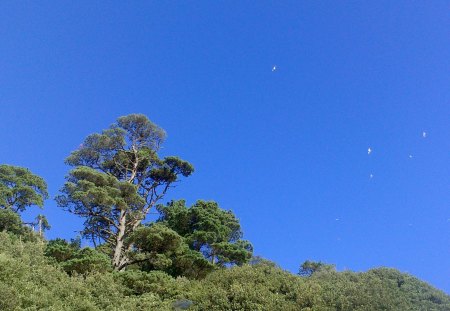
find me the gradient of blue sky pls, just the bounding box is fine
[1,1,449,293]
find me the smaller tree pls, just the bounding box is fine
[34,214,51,237]
[0,165,48,213]
[299,260,336,277]
[157,200,253,266]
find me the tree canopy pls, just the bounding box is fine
[157,200,253,266]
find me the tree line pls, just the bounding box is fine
[1,114,449,310]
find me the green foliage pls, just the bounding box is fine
[213,240,254,266]
[128,223,214,278]
[186,263,450,311]
[168,247,214,279]
[60,247,112,275]
[45,238,112,275]
[0,231,449,310]
[116,269,187,298]
[45,238,80,262]
[158,200,253,266]
[0,232,171,310]
[187,263,301,311]
[0,208,23,234]
[0,164,48,212]
[128,223,185,270]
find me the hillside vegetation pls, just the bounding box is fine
[1,232,449,311]
[1,114,449,310]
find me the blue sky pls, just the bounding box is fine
[1,2,449,292]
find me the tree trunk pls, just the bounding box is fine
[38,218,42,237]
[112,210,127,270]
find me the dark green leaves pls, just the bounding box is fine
[128,224,185,271]
[149,157,194,184]
[0,209,24,234]
[157,200,253,266]
[213,240,253,265]
[130,224,185,256]
[128,223,214,278]
[163,157,194,177]
[65,127,126,168]
[45,238,112,275]
[59,166,144,211]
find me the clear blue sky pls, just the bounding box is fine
[1,1,449,293]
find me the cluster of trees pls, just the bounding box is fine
[1,114,449,310]
[1,114,253,278]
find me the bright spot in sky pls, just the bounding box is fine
[409,155,413,159]
[368,147,372,155]
[272,65,277,72]
[369,174,374,178]
[422,131,427,138]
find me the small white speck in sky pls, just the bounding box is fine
[272,65,277,72]
[335,218,339,221]
[422,131,427,138]
[368,147,372,155]
[369,174,374,178]
[409,155,413,159]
